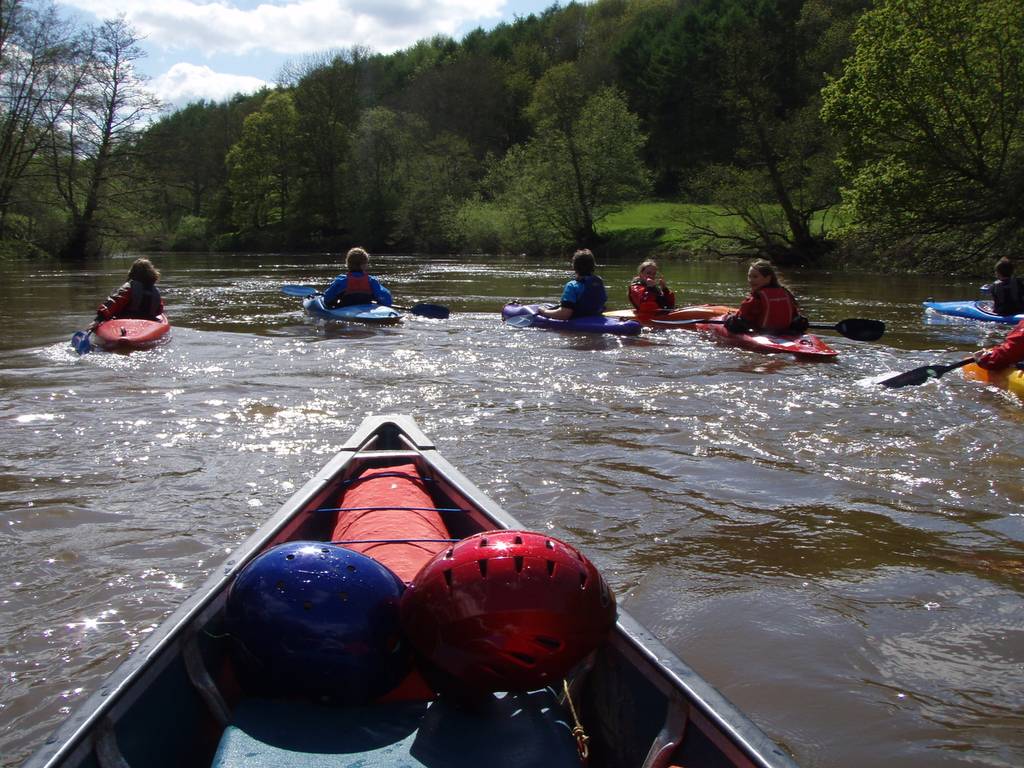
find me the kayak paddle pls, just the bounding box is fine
[281,284,319,297]
[70,329,93,355]
[878,357,975,389]
[651,316,885,341]
[393,303,449,319]
[280,285,450,319]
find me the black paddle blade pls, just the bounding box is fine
[834,318,885,342]
[409,303,450,319]
[879,357,974,388]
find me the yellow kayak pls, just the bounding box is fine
[962,363,1024,399]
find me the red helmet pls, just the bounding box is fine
[399,530,616,694]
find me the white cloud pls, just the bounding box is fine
[151,62,269,108]
[59,0,507,56]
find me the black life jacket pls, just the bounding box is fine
[126,280,162,319]
[992,277,1024,316]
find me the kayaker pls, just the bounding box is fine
[973,318,1024,369]
[989,257,1024,316]
[723,259,808,335]
[323,247,393,308]
[94,257,164,324]
[629,260,675,312]
[537,248,608,320]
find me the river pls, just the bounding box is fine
[0,252,1021,767]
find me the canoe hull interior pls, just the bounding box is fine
[24,416,796,768]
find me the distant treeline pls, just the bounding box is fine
[2,0,1022,272]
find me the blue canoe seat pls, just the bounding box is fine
[211,688,581,767]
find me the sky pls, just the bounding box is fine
[53,0,565,113]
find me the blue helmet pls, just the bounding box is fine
[226,541,409,702]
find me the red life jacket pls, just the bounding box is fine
[340,271,373,306]
[753,286,798,332]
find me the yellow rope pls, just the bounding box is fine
[562,678,589,763]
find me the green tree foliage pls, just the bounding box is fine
[480,65,651,249]
[688,0,859,262]
[822,0,1024,262]
[344,106,418,248]
[226,91,300,236]
[135,97,256,248]
[292,49,367,239]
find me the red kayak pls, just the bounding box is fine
[696,314,838,359]
[93,315,171,351]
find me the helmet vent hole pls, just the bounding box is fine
[285,554,296,560]
[546,560,556,577]
[478,559,488,578]
[275,580,286,592]
[514,556,524,573]
[480,537,489,547]
[579,571,588,589]
[514,535,523,545]
[443,569,453,589]
[508,651,536,666]
[444,547,454,560]
[545,539,555,550]
[534,635,562,650]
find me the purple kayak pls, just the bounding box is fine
[502,303,642,336]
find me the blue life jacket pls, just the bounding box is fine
[571,275,607,317]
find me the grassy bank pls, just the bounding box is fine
[597,201,750,258]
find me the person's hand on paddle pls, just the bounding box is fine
[973,348,994,366]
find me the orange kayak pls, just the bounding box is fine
[962,362,1024,399]
[603,304,735,326]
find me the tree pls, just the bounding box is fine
[343,106,419,249]
[684,0,862,262]
[822,0,1024,263]
[484,64,650,249]
[0,0,88,242]
[48,15,160,259]
[291,48,368,239]
[226,91,299,236]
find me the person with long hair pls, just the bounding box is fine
[94,258,164,323]
[723,259,808,335]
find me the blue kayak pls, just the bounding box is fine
[502,303,641,335]
[303,296,403,324]
[923,300,1024,324]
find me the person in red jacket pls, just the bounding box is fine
[724,259,808,335]
[628,260,675,312]
[94,258,164,323]
[974,319,1024,369]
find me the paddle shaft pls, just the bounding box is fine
[651,316,884,341]
[879,357,975,388]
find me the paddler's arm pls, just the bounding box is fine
[537,304,574,320]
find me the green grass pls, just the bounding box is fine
[598,201,748,254]
[598,200,846,256]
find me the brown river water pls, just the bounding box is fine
[0,252,1021,767]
